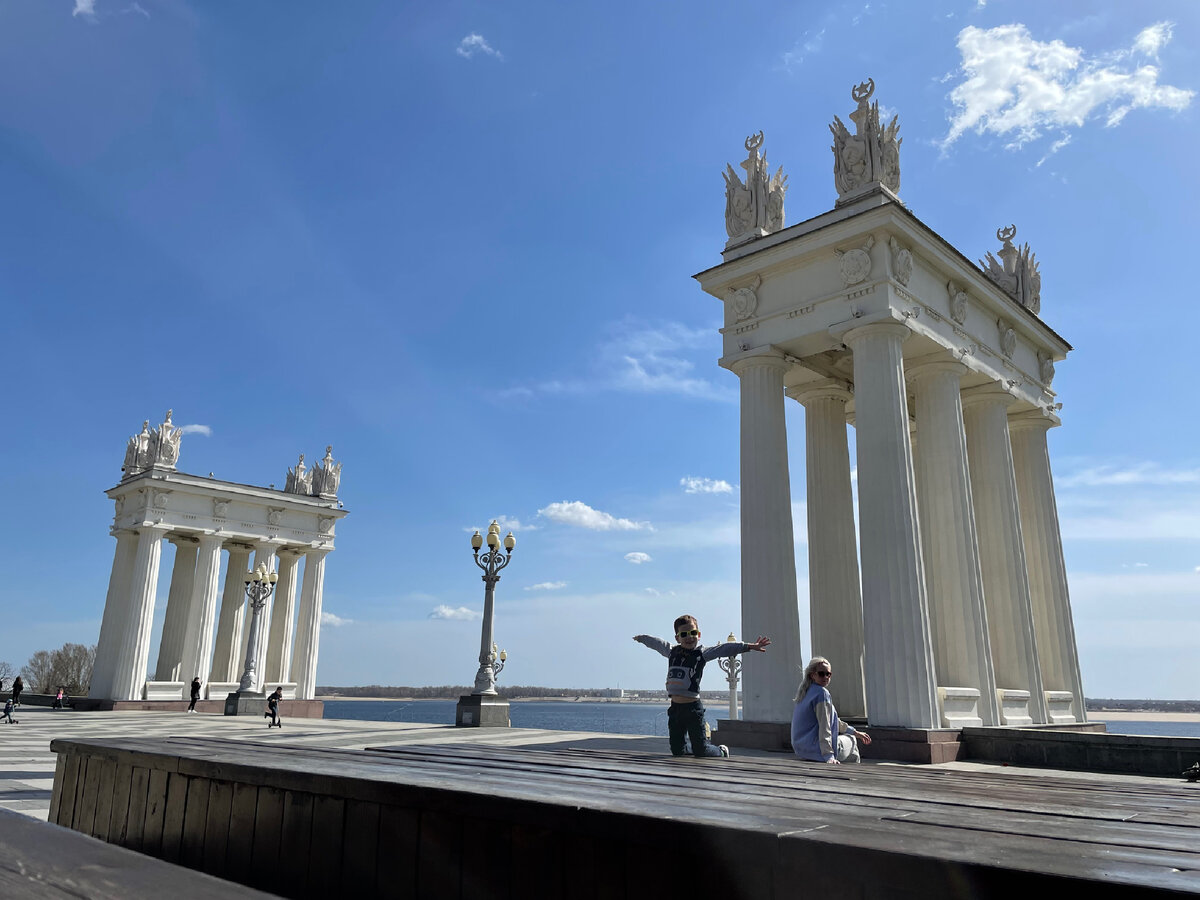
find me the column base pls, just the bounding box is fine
[996,688,1033,726]
[937,686,983,728]
[224,691,267,717]
[1044,691,1077,724]
[455,694,510,727]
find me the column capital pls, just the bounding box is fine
[195,533,225,548]
[961,382,1017,410]
[167,533,200,547]
[906,358,968,385]
[1008,408,1062,432]
[303,547,331,560]
[720,345,789,376]
[787,378,853,406]
[840,319,912,349]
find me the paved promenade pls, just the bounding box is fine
[2,705,1186,824]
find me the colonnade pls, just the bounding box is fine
[731,322,1085,729]
[90,531,329,701]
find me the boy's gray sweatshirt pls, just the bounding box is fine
[633,635,750,699]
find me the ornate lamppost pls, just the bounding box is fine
[717,632,741,721]
[456,521,515,727]
[224,563,278,716]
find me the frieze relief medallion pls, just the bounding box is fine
[997,318,1017,359]
[836,234,875,286]
[888,237,913,286]
[728,274,762,321]
[268,508,285,527]
[946,280,969,325]
[318,516,335,535]
[213,499,230,518]
[114,497,124,515]
[1037,350,1056,385]
[152,491,170,510]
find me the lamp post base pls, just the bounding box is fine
[224,690,267,717]
[455,694,510,727]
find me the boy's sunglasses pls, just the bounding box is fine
[677,629,700,639]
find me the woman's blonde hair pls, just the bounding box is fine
[794,656,832,703]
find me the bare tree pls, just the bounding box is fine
[0,660,14,687]
[22,643,97,695]
[22,650,54,693]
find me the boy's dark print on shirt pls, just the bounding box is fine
[666,646,707,696]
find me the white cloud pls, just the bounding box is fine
[625,552,652,564]
[179,424,212,436]
[1057,463,1200,488]
[428,605,480,621]
[680,476,734,495]
[1133,22,1173,58]
[73,0,96,19]
[463,515,537,534]
[943,23,1194,150]
[538,500,652,531]
[525,581,567,591]
[321,611,352,627]
[456,33,503,61]
[645,587,661,596]
[123,2,149,17]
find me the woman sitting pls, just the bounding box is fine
[791,656,871,764]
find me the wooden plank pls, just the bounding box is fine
[374,805,418,900]
[91,757,118,841]
[180,775,212,870]
[277,791,314,900]
[511,822,563,899]
[54,753,81,828]
[108,762,135,846]
[46,753,66,826]
[141,768,169,858]
[224,782,259,885]
[459,815,510,900]
[160,772,189,863]
[247,786,285,894]
[341,799,381,895]
[73,756,99,835]
[124,766,151,851]
[306,795,345,897]
[202,780,234,879]
[415,809,460,900]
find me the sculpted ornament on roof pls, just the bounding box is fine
[285,453,314,495]
[312,446,342,498]
[723,132,788,244]
[979,225,1041,315]
[121,410,183,479]
[830,79,901,202]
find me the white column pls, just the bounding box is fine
[90,530,139,699]
[179,535,224,688]
[962,385,1048,724]
[265,551,302,684]
[153,536,198,682]
[211,544,253,683]
[111,526,168,700]
[908,361,999,726]
[1010,411,1087,722]
[246,543,279,692]
[789,380,866,720]
[842,321,938,728]
[292,549,330,700]
[728,350,804,723]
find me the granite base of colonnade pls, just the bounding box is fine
[713,718,1108,765]
[70,698,325,718]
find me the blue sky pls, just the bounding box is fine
[1,1,1197,699]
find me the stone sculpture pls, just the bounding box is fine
[312,446,342,498]
[122,410,182,478]
[723,132,788,244]
[979,225,1041,315]
[285,453,314,495]
[829,79,901,202]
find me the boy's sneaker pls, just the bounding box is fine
[718,744,730,758]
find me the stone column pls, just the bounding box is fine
[962,386,1048,724]
[1010,411,1087,722]
[728,349,804,723]
[153,536,199,683]
[265,550,302,684]
[111,526,169,701]
[179,535,224,689]
[789,380,866,719]
[908,361,999,726]
[292,550,330,700]
[842,321,938,728]
[246,543,279,692]
[89,530,139,699]
[211,544,253,683]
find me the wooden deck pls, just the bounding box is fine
[50,735,1200,898]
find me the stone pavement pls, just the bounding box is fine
[2,706,1184,823]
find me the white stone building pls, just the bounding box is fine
[699,81,1085,731]
[89,411,347,702]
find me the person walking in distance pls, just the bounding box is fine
[187,677,202,713]
[266,686,283,728]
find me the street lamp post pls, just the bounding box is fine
[224,563,278,716]
[456,521,515,727]
[717,632,741,721]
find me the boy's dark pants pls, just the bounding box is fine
[668,700,722,757]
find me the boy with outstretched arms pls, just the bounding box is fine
[634,615,770,758]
